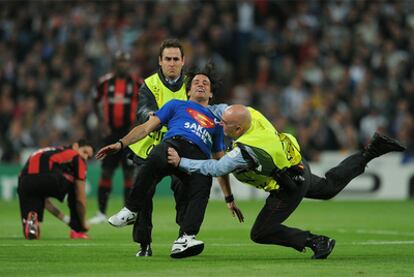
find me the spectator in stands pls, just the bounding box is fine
[1,1,413,161]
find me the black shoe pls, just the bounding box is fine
[363,132,406,162]
[307,235,335,259]
[136,244,152,257]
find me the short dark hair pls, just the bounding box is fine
[186,62,221,102]
[159,38,184,59]
[77,139,95,152]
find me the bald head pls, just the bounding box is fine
[221,105,251,138]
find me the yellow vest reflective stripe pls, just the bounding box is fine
[128,73,187,159]
[233,107,302,191]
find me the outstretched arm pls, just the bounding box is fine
[168,147,250,177]
[45,198,70,224]
[74,180,89,231]
[96,116,161,160]
[213,151,244,223]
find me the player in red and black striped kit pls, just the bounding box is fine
[17,139,94,240]
[90,50,143,224]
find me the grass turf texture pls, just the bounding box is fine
[0,198,413,276]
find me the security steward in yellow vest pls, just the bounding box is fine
[167,104,406,259]
[128,39,188,257]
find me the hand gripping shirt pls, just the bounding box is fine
[155,99,225,157]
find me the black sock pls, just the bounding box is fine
[98,187,111,214]
[305,233,318,247]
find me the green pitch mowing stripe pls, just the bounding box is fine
[0,199,413,276]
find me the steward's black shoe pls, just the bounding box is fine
[136,244,152,257]
[307,235,335,259]
[363,132,406,162]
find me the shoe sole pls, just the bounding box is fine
[312,239,335,259]
[374,133,406,152]
[136,252,153,257]
[70,232,90,239]
[170,243,204,259]
[108,218,135,228]
[25,212,39,240]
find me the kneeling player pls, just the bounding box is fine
[17,139,94,240]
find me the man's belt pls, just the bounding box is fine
[272,162,305,191]
[170,136,195,145]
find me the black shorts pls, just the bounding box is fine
[17,174,70,221]
[101,130,135,170]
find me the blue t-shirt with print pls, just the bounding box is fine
[155,100,224,157]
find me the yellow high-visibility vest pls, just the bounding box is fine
[128,73,187,159]
[233,107,302,191]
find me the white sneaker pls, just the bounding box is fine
[88,211,107,225]
[170,234,204,258]
[108,207,137,227]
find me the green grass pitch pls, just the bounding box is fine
[0,198,413,276]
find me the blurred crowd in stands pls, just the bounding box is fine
[1,0,413,163]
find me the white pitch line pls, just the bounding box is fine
[0,243,132,247]
[352,240,414,245]
[356,229,414,237]
[332,228,414,237]
[1,241,414,247]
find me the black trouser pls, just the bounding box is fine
[132,173,185,245]
[17,174,86,232]
[127,138,212,237]
[250,152,367,251]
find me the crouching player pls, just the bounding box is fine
[17,139,94,240]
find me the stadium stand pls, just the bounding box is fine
[0,0,413,163]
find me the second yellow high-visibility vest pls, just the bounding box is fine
[233,107,302,191]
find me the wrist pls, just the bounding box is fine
[117,140,124,149]
[225,194,234,203]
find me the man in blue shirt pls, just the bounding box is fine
[167,104,406,259]
[96,65,243,259]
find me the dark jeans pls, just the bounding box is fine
[250,152,367,251]
[132,174,185,245]
[127,137,212,237]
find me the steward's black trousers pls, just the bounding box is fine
[127,137,212,237]
[250,152,367,251]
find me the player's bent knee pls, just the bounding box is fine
[250,229,263,243]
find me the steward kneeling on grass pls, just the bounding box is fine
[17,139,94,240]
[167,104,406,259]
